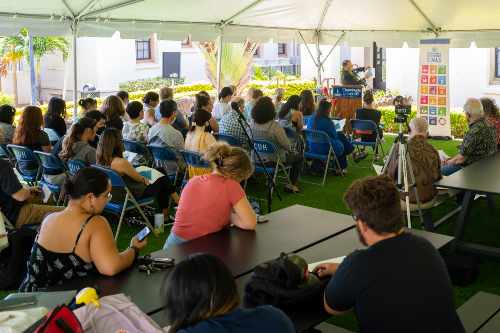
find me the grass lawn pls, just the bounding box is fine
[3,135,500,332]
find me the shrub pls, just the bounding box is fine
[119,77,186,91]
[0,92,13,106]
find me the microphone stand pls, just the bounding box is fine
[235,111,281,213]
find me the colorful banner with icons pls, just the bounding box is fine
[417,39,452,137]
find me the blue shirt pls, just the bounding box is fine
[178,306,295,333]
[306,114,339,154]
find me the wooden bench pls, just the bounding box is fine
[457,292,500,333]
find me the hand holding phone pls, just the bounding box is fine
[135,226,151,242]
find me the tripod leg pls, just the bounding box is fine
[405,151,425,227]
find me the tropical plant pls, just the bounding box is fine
[198,40,258,94]
[0,37,24,105]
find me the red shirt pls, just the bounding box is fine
[172,174,245,241]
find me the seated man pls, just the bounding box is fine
[0,159,62,228]
[442,98,497,176]
[384,117,441,205]
[314,175,465,333]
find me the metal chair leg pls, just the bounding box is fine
[114,193,129,241]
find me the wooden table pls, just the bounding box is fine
[435,153,500,257]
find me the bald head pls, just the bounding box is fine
[409,117,428,138]
[464,98,484,122]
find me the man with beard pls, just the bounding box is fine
[314,175,464,333]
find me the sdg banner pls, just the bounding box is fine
[418,39,452,138]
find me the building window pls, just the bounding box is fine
[495,48,500,78]
[254,47,261,58]
[278,43,287,57]
[136,39,151,61]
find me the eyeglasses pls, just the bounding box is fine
[104,192,112,201]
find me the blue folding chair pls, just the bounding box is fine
[43,128,60,146]
[123,139,151,166]
[303,129,342,186]
[91,164,155,240]
[253,139,291,198]
[147,144,181,183]
[350,119,385,163]
[180,150,210,183]
[7,144,41,185]
[34,151,66,204]
[303,115,313,125]
[215,133,241,147]
[66,159,88,177]
[0,144,12,162]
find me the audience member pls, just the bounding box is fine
[185,109,216,178]
[314,175,465,333]
[101,95,125,131]
[192,92,219,133]
[481,97,500,147]
[97,128,179,217]
[143,91,160,122]
[251,96,303,193]
[278,94,303,132]
[219,97,250,148]
[384,118,441,205]
[59,117,97,165]
[212,86,233,121]
[44,97,67,138]
[164,254,294,333]
[123,101,149,143]
[84,110,106,148]
[13,106,51,152]
[306,100,353,172]
[299,89,315,116]
[164,143,256,248]
[116,90,129,107]
[244,88,263,120]
[0,160,62,229]
[273,87,285,114]
[0,105,16,144]
[19,167,146,292]
[78,97,97,115]
[442,98,497,175]
[143,108,157,127]
[156,86,187,132]
[356,90,383,142]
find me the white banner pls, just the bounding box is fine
[417,39,452,138]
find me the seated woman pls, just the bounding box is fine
[122,101,150,166]
[78,97,98,116]
[85,110,106,148]
[481,97,500,148]
[101,95,125,131]
[212,86,233,121]
[19,167,147,292]
[191,92,219,133]
[163,142,256,248]
[273,87,285,115]
[59,117,97,165]
[278,94,303,132]
[13,106,51,152]
[164,253,294,333]
[97,128,179,217]
[185,109,216,178]
[306,99,354,172]
[0,104,16,144]
[142,91,160,122]
[299,89,315,116]
[44,97,67,138]
[251,97,303,193]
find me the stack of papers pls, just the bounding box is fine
[136,166,165,183]
[308,256,346,272]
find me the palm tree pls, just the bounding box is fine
[198,40,258,93]
[0,36,25,105]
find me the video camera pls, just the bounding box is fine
[393,95,411,124]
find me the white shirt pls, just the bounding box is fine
[212,101,231,121]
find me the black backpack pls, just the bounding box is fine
[244,253,326,309]
[0,227,37,290]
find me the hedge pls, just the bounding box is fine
[119,77,186,91]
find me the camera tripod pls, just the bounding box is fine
[382,123,424,228]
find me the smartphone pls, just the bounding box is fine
[135,226,151,242]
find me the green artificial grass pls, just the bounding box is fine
[3,135,500,333]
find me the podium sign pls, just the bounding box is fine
[331,85,363,132]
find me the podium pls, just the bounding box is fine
[331,85,363,132]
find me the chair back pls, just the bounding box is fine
[215,133,241,146]
[253,139,280,164]
[303,115,313,125]
[351,119,378,138]
[123,139,149,156]
[91,164,126,187]
[147,145,178,162]
[34,151,66,175]
[303,129,331,145]
[7,144,40,180]
[0,144,11,159]
[67,159,88,177]
[43,128,60,146]
[180,150,209,168]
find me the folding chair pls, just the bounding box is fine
[215,133,242,147]
[147,144,181,183]
[253,139,291,198]
[0,144,13,163]
[91,164,155,241]
[43,128,60,146]
[350,119,385,163]
[34,151,67,204]
[66,159,88,177]
[303,129,342,186]
[7,144,41,186]
[180,150,210,183]
[123,139,151,166]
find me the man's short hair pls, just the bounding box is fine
[126,101,144,119]
[409,117,428,135]
[464,98,484,118]
[344,175,404,234]
[159,99,178,119]
[159,87,174,101]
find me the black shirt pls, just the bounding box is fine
[355,108,383,141]
[44,115,67,138]
[0,159,24,224]
[325,233,465,333]
[341,69,366,86]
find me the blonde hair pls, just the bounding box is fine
[409,117,428,136]
[204,143,253,181]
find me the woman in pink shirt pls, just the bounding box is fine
[164,142,257,249]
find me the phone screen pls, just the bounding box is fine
[136,226,151,242]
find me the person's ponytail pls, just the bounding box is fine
[59,117,96,161]
[204,142,253,181]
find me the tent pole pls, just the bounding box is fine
[72,20,78,122]
[320,31,345,67]
[28,33,37,105]
[216,28,224,93]
[408,0,441,36]
[297,31,319,68]
[316,31,322,89]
